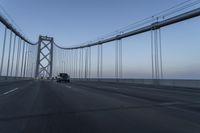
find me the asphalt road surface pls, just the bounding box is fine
[0,80,200,133]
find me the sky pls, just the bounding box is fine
[0,0,200,79]
[0,0,194,46]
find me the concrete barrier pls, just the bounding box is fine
[0,76,32,82]
[72,78,200,89]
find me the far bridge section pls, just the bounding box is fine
[0,3,200,86]
[0,1,200,133]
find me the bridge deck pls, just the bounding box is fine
[0,80,200,133]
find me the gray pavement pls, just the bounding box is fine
[0,80,200,133]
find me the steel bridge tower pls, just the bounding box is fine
[35,36,54,78]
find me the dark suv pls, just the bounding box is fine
[56,73,70,83]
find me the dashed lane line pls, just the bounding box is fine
[97,86,120,90]
[66,85,72,89]
[3,88,19,95]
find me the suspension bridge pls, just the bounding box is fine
[0,1,200,133]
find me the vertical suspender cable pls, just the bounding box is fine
[85,48,87,79]
[6,31,13,78]
[73,50,76,78]
[74,50,76,78]
[154,30,159,79]
[82,48,84,78]
[89,47,91,79]
[27,45,31,77]
[71,50,73,77]
[87,48,88,79]
[85,48,88,79]
[80,49,82,78]
[55,47,58,75]
[10,34,16,76]
[18,39,23,77]
[24,44,29,77]
[20,41,25,77]
[154,30,157,79]
[0,27,7,76]
[17,38,22,77]
[28,44,31,77]
[53,47,55,76]
[159,28,163,79]
[67,50,69,74]
[15,38,19,77]
[31,60,34,78]
[100,44,103,79]
[58,49,60,75]
[97,45,100,80]
[30,46,33,78]
[76,49,78,78]
[58,48,60,75]
[72,50,74,77]
[52,45,55,76]
[64,50,66,74]
[62,51,64,73]
[119,39,123,79]
[79,49,81,79]
[115,40,118,79]
[57,48,59,75]
[84,48,86,79]
[67,50,68,74]
[64,51,66,73]
[87,47,89,79]
[151,30,155,79]
[70,50,72,76]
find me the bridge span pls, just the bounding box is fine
[0,1,200,133]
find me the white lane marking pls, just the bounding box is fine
[3,88,19,95]
[98,86,120,90]
[109,87,120,90]
[66,85,72,88]
[159,102,182,106]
